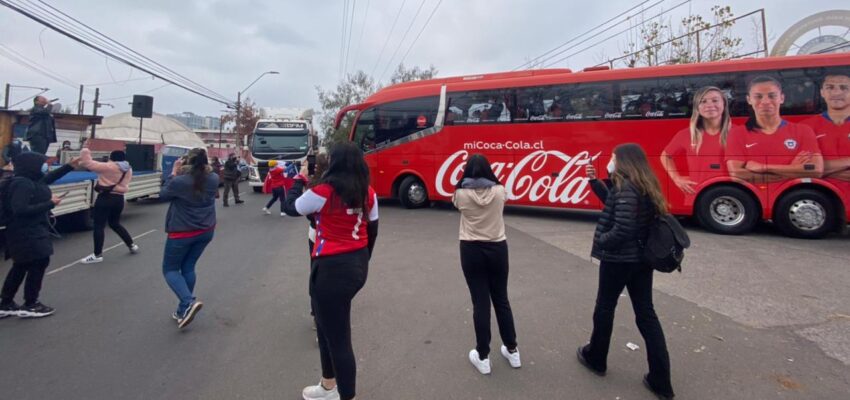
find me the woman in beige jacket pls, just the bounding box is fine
[452,154,520,375]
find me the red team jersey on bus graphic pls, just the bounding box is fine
[663,127,728,184]
[801,113,850,161]
[295,183,379,258]
[725,121,821,166]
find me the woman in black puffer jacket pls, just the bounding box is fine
[1,152,77,319]
[576,143,675,400]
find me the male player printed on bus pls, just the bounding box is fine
[725,76,823,184]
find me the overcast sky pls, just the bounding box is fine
[1,0,847,119]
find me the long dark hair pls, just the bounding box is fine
[745,75,783,131]
[455,154,501,189]
[611,143,668,215]
[320,142,370,208]
[189,148,209,195]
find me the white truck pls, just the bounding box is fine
[247,118,317,192]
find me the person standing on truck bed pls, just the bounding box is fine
[221,153,244,207]
[26,96,57,155]
[78,148,139,265]
[0,152,79,319]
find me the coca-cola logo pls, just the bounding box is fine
[645,111,664,117]
[604,112,622,119]
[564,113,583,120]
[436,149,600,204]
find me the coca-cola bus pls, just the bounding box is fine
[335,53,850,238]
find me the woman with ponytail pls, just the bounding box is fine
[578,143,675,400]
[158,148,218,329]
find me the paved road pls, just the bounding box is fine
[1,192,848,399]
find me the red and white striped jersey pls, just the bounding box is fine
[295,183,379,258]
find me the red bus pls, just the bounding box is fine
[335,53,850,238]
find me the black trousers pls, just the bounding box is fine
[92,193,134,255]
[1,257,50,305]
[222,179,240,204]
[460,240,517,359]
[265,187,285,211]
[310,248,369,400]
[584,260,673,395]
[28,135,49,155]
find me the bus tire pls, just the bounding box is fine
[774,189,836,239]
[253,186,263,193]
[399,176,429,209]
[696,186,759,235]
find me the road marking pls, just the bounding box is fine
[46,229,158,276]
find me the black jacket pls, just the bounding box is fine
[4,152,74,262]
[590,178,655,263]
[222,159,240,181]
[26,105,58,144]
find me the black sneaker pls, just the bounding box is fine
[0,301,21,319]
[18,302,55,318]
[643,374,675,400]
[235,200,245,204]
[576,345,606,376]
[223,203,229,207]
[178,301,203,329]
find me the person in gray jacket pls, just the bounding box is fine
[452,154,520,375]
[158,148,218,329]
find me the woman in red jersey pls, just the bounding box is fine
[661,86,732,194]
[284,142,378,400]
[726,76,823,183]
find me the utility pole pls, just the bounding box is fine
[235,90,242,150]
[77,85,84,114]
[91,88,100,138]
[3,84,9,109]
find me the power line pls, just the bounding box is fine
[0,44,79,89]
[370,0,407,78]
[18,0,221,100]
[100,82,172,102]
[27,0,232,103]
[514,0,658,70]
[83,75,155,87]
[542,0,691,69]
[0,0,234,106]
[379,0,428,82]
[343,0,357,78]
[339,0,349,80]
[350,0,371,73]
[396,0,443,69]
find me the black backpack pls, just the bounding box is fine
[642,214,691,273]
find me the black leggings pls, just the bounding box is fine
[310,248,369,400]
[1,257,50,305]
[265,187,285,211]
[460,240,517,359]
[92,193,133,256]
[584,260,673,395]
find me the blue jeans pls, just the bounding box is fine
[162,230,214,315]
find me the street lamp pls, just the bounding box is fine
[235,70,279,136]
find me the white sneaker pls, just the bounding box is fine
[280,212,286,217]
[468,349,491,375]
[129,244,140,254]
[501,345,521,368]
[80,254,103,264]
[262,207,271,215]
[302,381,340,400]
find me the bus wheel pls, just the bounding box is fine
[774,189,835,239]
[253,187,263,193]
[696,186,758,235]
[399,176,429,209]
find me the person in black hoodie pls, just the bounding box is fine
[576,143,675,400]
[0,152,78,318]
[27,96,58,155]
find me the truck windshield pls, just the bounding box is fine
[252,131,309,153]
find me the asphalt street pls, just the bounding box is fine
[1,190,848,400]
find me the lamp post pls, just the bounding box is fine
[235,70,279,144]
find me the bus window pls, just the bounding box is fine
[447,89,513,124]
[777,68,822,115]
[567,83,615,120]
[353,108,377,153]
[515,85,570,122]
[374,96,438,147]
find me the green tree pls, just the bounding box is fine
[316,64,438,146]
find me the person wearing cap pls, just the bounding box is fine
[1,152,79,318]
[78,148,138,264]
